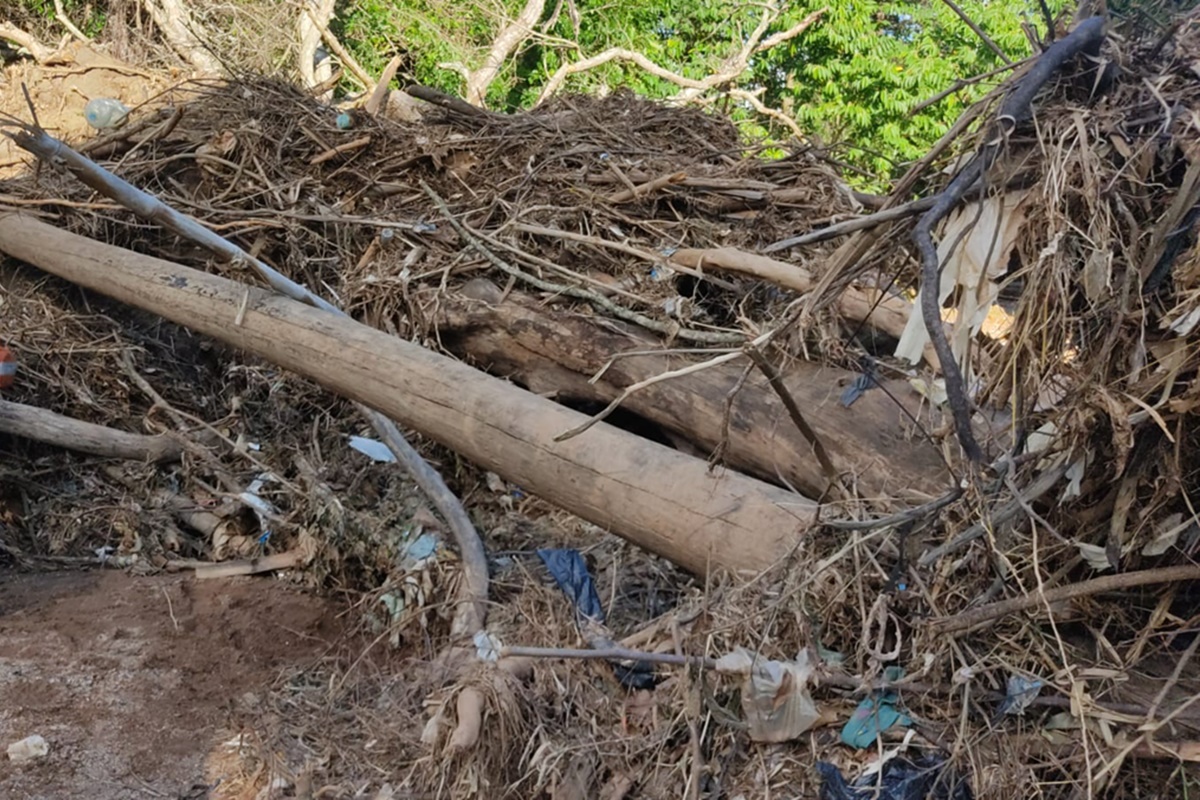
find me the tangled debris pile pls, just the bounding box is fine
[3,8,1200,799]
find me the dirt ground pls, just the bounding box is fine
[0,567,344,800]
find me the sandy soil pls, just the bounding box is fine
[0,568,343,800]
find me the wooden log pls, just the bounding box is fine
[0,213,813,577]
[437,280,953,502]
[0,397,182,463]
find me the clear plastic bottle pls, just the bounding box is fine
[84,98,130,130]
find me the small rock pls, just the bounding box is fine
[7,734,48,762]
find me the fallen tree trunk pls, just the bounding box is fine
[0,212,813,577]
[0,398,183,463]
[435,279,953,502]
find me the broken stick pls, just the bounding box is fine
[0,398,182,463]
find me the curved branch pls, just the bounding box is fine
[536,7,824,106]
[465,0,547,107]
[0,22,56,63]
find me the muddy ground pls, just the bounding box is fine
[0,568,344,800]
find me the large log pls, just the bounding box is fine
[0,213,813,576]
[435,280,953,502]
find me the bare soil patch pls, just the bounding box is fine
[0,568,342,800]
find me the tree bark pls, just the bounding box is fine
[434,281,955,502]
[465,0,547,106]
[0,398,182,463]
[0,213,812,577]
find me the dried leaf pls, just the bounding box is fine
[1077,542,1112,572]
[1142,513,1185,556]
[896,190,1029,364]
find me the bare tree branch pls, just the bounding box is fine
[140,0,221,75]
[536,6,824,112]
[303,3,374,93]
[465,0,548,107]
[939,0,1012,64]
[53,0,91,42]
[297,0,336,91]
[0,21,56,63]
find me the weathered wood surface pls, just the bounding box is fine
[436,279,953,502]
[0,212,814,576]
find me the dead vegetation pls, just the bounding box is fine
[3,7,1200,800]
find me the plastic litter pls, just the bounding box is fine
[7,734,48,763]
[993,673,1044,722]
[841,668,912,748]
[713,648,820,742]
[816,754,973,800]
[537,548,657,689]
[349,435,396,463]
[84,98,130,130]
[840,360,878,408]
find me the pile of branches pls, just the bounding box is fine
[4,7,1200,798]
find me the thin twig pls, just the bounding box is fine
[501,645,717,669]
[824,487,963,531]
[762,196,936,253]
[743,345,841,495]
[422,180,744,344]
[909,58,1029,115]
[553,347,755,442]
[928,564,1200,635]
[939,0,1012,63]
[917,463,1067,566]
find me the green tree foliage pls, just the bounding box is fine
[336,0,1071,180]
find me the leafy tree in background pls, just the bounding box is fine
[337,0,1071,180]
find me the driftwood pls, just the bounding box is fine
[0,397,182,463]
[437,280,954,502]
[0,212,813,577]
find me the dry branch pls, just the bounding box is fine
[0,22,56,63]
[536,7,823,106]
[0,398,183,463]
[0,213,813,577]
[667,246,938,366]
[1,123,487,637]
[297,0,336,91]
[465,0,547,106]
[913,15,1106,462]
[140,0,221,75]
[929,564,1200,634]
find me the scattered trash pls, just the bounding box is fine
[816,753,973,800]
[84,97,130,130]
[537,548,657,689]
[839,369,876,408]
[0,344,16,389]
[714,648,820,742]
[349,435,396,463]
[841,669,912,749]
[992,673,1044,722]
[238,474,282,545]
[7,734,48,763]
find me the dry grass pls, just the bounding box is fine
[5,10,1200,798]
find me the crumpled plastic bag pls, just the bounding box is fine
[816,754,973,800]
[538,548,656,690]
[714,648,820,742]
